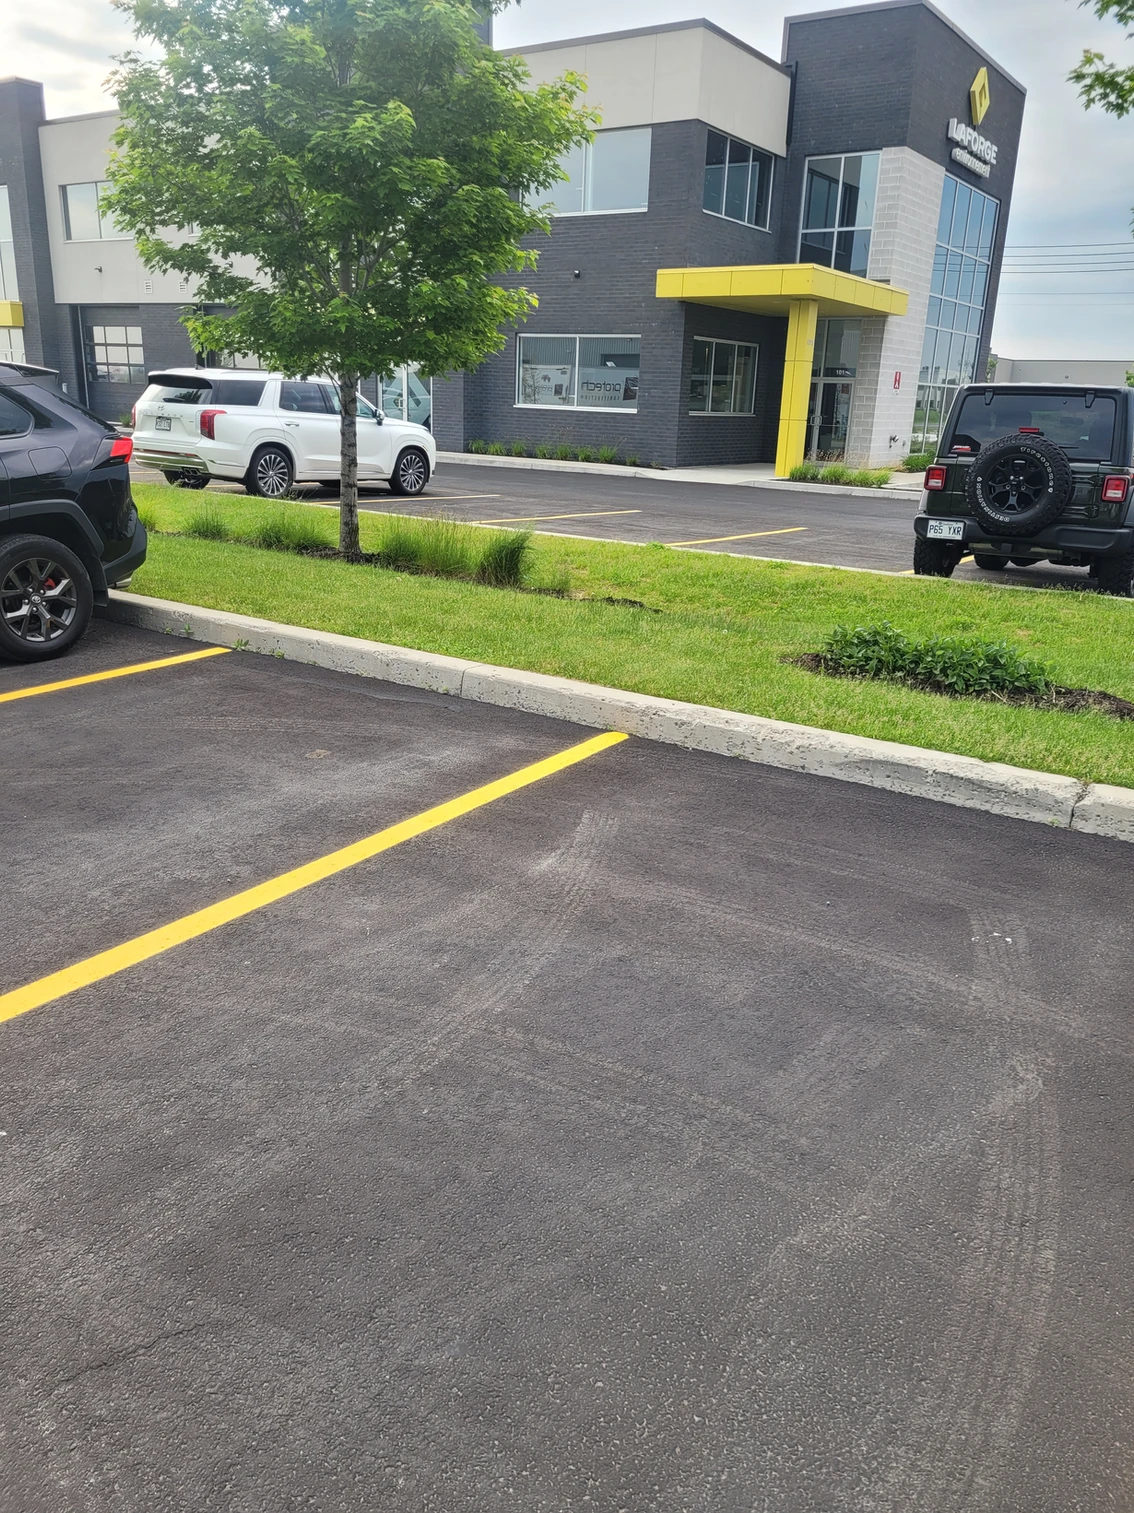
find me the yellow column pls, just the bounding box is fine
[774,298,819,478]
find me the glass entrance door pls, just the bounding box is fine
[807,380,853,461]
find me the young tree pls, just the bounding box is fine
[106,0,594,557]
[1070,0,1134,116]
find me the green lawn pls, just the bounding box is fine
[130,482,1134,788]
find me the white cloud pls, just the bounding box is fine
[3,0,1131,357]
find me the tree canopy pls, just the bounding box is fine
[106,0,594,552]
[1070,0,1134,116]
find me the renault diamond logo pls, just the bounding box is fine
[970,66,991,126]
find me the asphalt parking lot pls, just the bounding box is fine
[3,621,1133,1512]
[135,459,1100,592]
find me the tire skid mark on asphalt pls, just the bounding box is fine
[864,918,1061,1513]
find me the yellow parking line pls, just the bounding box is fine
[666,527,808,547]
[471,509,643,525]
[0,730,629,1025]
[0,646,231,705]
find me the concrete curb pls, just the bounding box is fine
[102,591,1134,843]
[438,451,924,500]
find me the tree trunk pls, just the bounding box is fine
[338,372,361,559]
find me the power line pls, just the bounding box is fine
[1003,241,1134,249]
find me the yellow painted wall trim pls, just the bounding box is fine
[654,262,908,318]
[774,299,820,478]
[0,300,25,328]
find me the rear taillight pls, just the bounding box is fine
[1102,475,1130,504]
[110,436,133,462]
[200,408,226,440]
[924,465,948,491]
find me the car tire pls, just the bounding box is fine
[964,433,1073,538]
[1095,550,1134,598]
[1010,557,1035,568]
[913,538,961,577]
[388,447,430,496]
[0,534,94,663]
[972,553,1008,570]
[246,446,294,498]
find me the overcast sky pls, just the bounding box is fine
[3,0,1132,359]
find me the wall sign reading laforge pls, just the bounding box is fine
[947,67,998,179]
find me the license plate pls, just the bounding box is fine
[927,519,964,541]
[156,416,171,431]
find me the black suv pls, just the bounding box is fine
[0,363,146,661]
[913,384,1134,595]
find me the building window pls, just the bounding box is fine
[689,338,758,414]
[912,176,999,453]
[62,181,131,241]
[379,365,433,429]
[543,129,651,215]
[702,132,774,230]
[798,153,880,277]
[85,324,145,385]
[0,327,26,365]
[0,185,19,302]
[517,335,640,409]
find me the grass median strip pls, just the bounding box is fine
[0,730,628,1024]
[0,645,230,704]
[130,484,1134,788]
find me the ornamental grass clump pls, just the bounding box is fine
[245,505,334,554]
[818,622,1052,699]
[475,530,532,587]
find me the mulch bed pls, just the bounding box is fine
[791,653,1134,720]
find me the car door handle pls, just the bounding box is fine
[283,420,298,427]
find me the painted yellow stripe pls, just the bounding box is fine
[0,730,629,1025]
[0,646,231,705]
[471,509,642,525]
[666,527,809,548]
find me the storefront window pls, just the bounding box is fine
[799,153,879,277]
[912,176,999,452]
[542,129,651,216]
[702,132,774,230]
[689,338,757,414]
[517,335,639,409]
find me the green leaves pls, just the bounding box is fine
[1071,1,1134,117]
[819,622,1052,698]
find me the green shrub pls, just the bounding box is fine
[554,443,574,461]
[183,503,230,541]
[788,462,823,482]
[475,530,532,587]
[845,467,891,488]
[625,454,640,467]
[244,505,333,554]
[902,450,935,472]
[819,622,1051,698]
[818,463,852,485]
[534,443,553,459]
[509,440,527,457]
[467,439,487,454]
[575,445,597,463]
[486,440,506,456]
[597,445,619,464]
[376,516,474,577]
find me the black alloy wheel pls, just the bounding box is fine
[983,455,1049,514]
[247,446,294,498]
[0,535,93,662]
[389,448,429,496]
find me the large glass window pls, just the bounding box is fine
[380,365,433,428]
[912,176,1000,452]
[85,324,145,385]
[63,182,131,242]
[702,131,774,230]
[543,129,651,216]
[517,335,639,410]
[689,338,758,415]
[0,186,18,302]
[799,153,880,277]
[951,391,1116,461]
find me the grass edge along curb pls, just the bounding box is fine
[101,589,1134,844]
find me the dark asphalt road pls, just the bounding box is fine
[135,459,1099,591]
[2,622,1132,1511]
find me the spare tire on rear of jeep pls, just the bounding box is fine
[964,433,1073,537]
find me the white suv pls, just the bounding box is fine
[131,368,436,497]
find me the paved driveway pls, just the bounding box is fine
[135,459,1100,591]
[2,624,1131,1511]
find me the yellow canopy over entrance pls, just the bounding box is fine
[655,263,909,476]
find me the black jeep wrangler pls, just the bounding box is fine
[912,384,1134,595]
[0,362,147,661]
